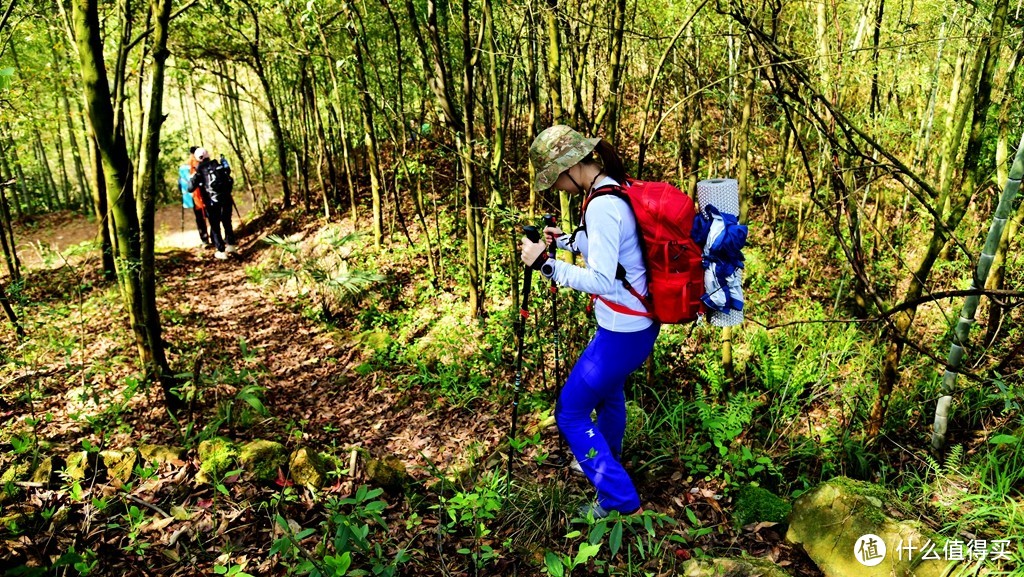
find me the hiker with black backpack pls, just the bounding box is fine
[520,125,661,520]
[183,146,211,248]
[190,147,236,260]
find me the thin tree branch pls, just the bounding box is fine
[126,0,199,51]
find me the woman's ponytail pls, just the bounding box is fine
[591,139,628,183]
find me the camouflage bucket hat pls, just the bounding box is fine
[530,125,601,191]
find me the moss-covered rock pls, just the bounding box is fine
[365,454,409,494]
[139,444,185,467]
[733,485,791,528]
[197,438,239,483]
[787,476,959,577]
[289,448,328,489]
[239,440,288,482]
[100,449,137,484]
[0,462,30,504]
[64,451,90,481]
[358,330,392,352]
[681,557,793,577]
[1,462,30,484]
[30,457,54,485]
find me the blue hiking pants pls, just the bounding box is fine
[556,323,660,513]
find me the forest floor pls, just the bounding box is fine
[0,201,825,576]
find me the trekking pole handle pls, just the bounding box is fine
[542,214,557,257]
[523,225,541,245]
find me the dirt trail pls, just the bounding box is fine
[4,196,505,481]
[7,194,255,270]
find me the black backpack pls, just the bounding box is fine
[202,162,234,204]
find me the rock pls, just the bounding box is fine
[30,457,53,485]
[100,450,137,484]
[289,448,328,489]
[197,438,239,483]
[0,463,30,504]
[1,462,29,484]
[64,451,90,481]
[681,557,793,577]
[239,440,287,482]
[787,476,959,577]
[733,485,791,528]
[365,454,409,494]
[139,444,185,466]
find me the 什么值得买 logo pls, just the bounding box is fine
[854,534,887,567]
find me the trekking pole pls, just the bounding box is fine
[541,214,568,468]
[508,224,540,495]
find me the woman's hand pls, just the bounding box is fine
[521,236,548,269]
[543,226,564,245]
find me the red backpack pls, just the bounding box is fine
[583,179,705,324]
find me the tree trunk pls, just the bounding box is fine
[461,0,486,317]
[982,41,1023,345]
[0,182,19,282]
[86,132,116,280]
[867,0,1008,437]
[343,0,383,248]
[911,13,950,173]
[0,278,24,338]
[239,0,292,209]
[867,0,885,119]
[409,0,461,131]
[932,133,1024,453]
[594,0,625,142]
[33,129,60,210]
[525,2,541,217]
[3,127,28,216]
[71,0,175,410]
[543,0,564,125]
[737,43,755,224]
[132,0,178,409]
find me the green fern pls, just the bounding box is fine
[263,228,383,316]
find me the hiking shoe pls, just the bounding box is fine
[225,244,238,254]
[214,251,228,260]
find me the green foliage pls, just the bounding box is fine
[213,564,254,577]
[921,433,1024,576]
[544,510,686,576]
[269,485,413,577]
[437,472,505,570]
[264,230,383,322]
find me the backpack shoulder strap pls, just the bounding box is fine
[572,183,627,238]
[580,183,629,225]
[577,181,653,316]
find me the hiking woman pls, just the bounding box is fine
[520,125,659,518]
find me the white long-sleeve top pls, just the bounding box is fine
[545,176,653,333]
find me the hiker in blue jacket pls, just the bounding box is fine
[520,125,659,519]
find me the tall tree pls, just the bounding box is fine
[460,0,487,317]
[71,0,177,410]
[342,0,383,248]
